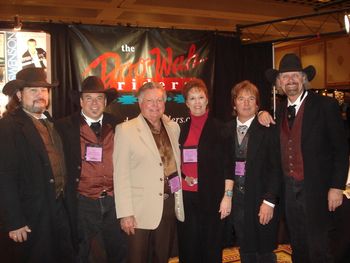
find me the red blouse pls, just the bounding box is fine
[181,111,208,192]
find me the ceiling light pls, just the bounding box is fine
[14,15,22,31]
[345,13,350,34]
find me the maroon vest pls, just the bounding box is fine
[280,102,305,181]
[78,118,115,199]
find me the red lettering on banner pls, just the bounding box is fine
[82,44,207,92]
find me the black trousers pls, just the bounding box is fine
[232,187,276,263]
[77,194,127,263]
[177,191,223,263]
[284,177,333,263]
[330,196,350,263]
[126,194,176,263]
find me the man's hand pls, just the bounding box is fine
[9,225,31,242]
[258,203,274,225]
[120,216,137,235]
[328,188,343,211]
[257,111,276,127]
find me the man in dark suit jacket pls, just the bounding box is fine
[0,68,75,262]
[260,53,349,262]
[56,76,126,263]
[224,80,281,263]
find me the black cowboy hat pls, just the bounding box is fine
[71,76,118,105]
[2,68,58,97]
[265,53,316,84]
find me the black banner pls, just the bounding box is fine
[68,25,215,122]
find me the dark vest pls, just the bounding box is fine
[280,102,305,181]
[235,132,249,161]
[32,117,66,197]
[234,129,249,188]
[78,118,115,199]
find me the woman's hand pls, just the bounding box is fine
[219,196,232,220]
[184,176,197,186]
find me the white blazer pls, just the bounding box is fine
[113,114,185,229]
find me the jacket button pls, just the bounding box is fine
[160,178,163,181]
[76,178,80,182]
[77,166,81,170]
[49,178,55,183]
[159,193,163,196]
[159,163,163,166]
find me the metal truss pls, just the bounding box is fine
[237,7,350,45]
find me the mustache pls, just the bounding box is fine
[33,99,47,103]
[286,82,298,86]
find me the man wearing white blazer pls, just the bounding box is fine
[113,82,184,263]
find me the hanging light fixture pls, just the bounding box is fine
[345,13,350,33]
[14,15,22,31]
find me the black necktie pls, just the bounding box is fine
[287,105,296,128]
[90,121,101,137]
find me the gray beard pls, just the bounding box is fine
[22,101,48,115]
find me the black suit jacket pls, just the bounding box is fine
[55,111,120,247]
[276,91,348,235]
[224,116,282,252]
[0,108,58,232]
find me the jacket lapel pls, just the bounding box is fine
[70,113,83,162]
[163,115,180,166]
[179,118,190,146]
[136,114,161,160]
[301,92,316,144]
[246,117,263,162]
[15,109,49,163]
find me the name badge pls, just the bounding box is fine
[235,161,246,176]
[168,175,181,193]
[183,147,197,163]
[85,144,103,162]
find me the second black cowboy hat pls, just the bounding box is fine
[72,76,118,104]
[265,53,316,84]
[2,68,58,97]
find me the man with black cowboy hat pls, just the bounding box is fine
[0,68,75,262]
[56,76,127,263]
[259,53,348,262]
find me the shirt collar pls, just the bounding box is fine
[81,110,103,126]
[22,108,47,120]
[287,89,308,107]
[236,115,255,128]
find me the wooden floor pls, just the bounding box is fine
[169,244,292,263]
